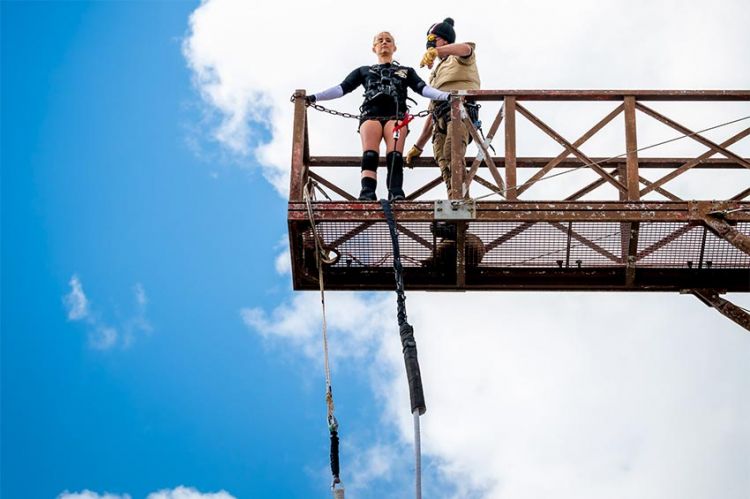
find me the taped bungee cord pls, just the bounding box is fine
[381,199,427,499]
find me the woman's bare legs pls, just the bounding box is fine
[358,120,385,200]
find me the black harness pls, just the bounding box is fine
[360,62,416,118]
[432,100,481,131]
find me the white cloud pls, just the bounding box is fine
[62,275,152,350]
[134,282,148,307]
[146,486,235,499]
[89,326,118,350]
[57,491,131,499]
[274,246,291,275]
[57,487,234,499]
[241,291,392,361]
[64,274,90,321]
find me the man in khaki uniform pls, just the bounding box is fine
[405,17,481,197]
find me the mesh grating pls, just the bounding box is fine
[304,221,436,268]
[301,221,750,270]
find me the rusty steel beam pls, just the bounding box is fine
[456,222,467,287]
[328,221,376,249]
[637,224,697,260]
[407,176,443,200]
[451,90,750,101]
[289,90,309,201]
[473,175,505,196]
[640,127,750,196]
[549,221,621,263]
[635,103,750,170]
[291,267,750,292]
[732,187,750,201]
[308,171,356,201]
[516,104,624,196]
[289,201,750,223]
[639,175,682,201]
[482,165,619,254]
[702,215,750,255]
[465,104,504,187]
[515,103,629,194]
[484,222,537,253]
[308,156,749,169]
[624,97,640,199]
[395,223,433,251]
[622,93,641,285]
[504,96,518,199]
[689,290,750,332]
[450,97,464,199]
[464,117,505,196]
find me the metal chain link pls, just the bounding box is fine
[291,94,431,121]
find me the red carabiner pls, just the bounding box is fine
[393,113,414,140]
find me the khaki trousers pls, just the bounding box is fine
[432,118,470,197]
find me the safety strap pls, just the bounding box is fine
[380,199,426,499]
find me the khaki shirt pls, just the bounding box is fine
[429,42,480,91]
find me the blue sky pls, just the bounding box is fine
[3,1,750,499]
[1,2,382,497]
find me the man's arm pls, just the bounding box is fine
[405,115,434,165]
[415,115,433,150]
[422,43,473,69]
[436,42,472,59]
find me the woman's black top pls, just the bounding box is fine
[340,62,427,119]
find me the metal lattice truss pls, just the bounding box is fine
[288,90,750,328]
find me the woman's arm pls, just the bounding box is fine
[421,85,449,101]
[308,67,365,103]
[309,85,344,103]
[406,68,449,100]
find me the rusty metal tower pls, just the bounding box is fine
[288,90,750,331]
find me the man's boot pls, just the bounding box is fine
[386,151,405,201]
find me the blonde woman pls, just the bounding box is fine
[307,32,448,200]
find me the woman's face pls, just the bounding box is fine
[372,32,396,56]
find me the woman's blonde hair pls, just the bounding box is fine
[372,31,395,45]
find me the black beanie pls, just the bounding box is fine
[427,18,456,44]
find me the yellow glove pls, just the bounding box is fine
[420,47,438,68]
[405,145,423,166]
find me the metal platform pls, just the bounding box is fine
[289,200,750,291]
[288,89,750,326]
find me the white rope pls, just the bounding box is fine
[472,114,750,202]
[305,182,334,396]
[304,181,344,496]
[413,410,422,499]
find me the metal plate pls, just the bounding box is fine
[434,200,476,220]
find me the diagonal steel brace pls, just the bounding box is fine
[689,289,750,332]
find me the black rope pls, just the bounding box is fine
[380,200,426,415]
[329,418,341,485]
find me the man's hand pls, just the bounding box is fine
[420,47,438,69]
[405,145,423,166]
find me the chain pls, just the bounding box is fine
[290,93,431,121]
